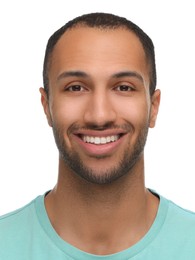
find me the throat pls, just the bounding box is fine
[45,187,158,255]
[45,160,159,255]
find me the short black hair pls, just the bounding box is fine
[43,12,156,96]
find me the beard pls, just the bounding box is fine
[52,122,149,185]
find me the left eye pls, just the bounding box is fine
[115,85,134,91]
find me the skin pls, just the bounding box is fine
[40,26,161,255]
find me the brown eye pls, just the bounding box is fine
[116,85,134,91]
[66,85,84,91]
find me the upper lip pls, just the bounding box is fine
[73,129,128,138]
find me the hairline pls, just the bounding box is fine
[43,18,156,96]
[47,24,149,83]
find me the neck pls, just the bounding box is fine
[45,156,159,255]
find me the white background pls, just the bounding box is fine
[0,0,195,215]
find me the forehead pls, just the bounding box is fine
[49,26,149,82]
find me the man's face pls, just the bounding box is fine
[41,27,160,184]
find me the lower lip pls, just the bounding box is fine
[73,135,126,156]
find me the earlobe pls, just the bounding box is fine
[149,89,161,128]
[39,87,53,127]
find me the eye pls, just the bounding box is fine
[65,85,85,92]
[115,85,134,91]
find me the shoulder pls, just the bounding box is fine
[0,198,35,220]
[167,199,195,222]
[160,196,195,241]
[0,197,39,238]
[151,189,195,226]
[0,196,46,259]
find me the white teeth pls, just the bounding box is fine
[101,137,107,144]
[94,137,100,144]
[83,135,119,144]
[106,136,111,143]
[110,136,115,142]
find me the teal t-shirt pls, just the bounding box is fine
[0,192,195,259]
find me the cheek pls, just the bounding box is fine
[50,97,86,129]
[115,98,150,126]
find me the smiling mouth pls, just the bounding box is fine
[81,134,123,145]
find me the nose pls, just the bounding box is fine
[83,90,117,127]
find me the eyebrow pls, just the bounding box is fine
[57,70,144,83]
[57,71,88,81]
[112,71,144,83]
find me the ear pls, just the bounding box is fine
[39,87,53,127]
[149,89,161,128]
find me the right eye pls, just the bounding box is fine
[65,85,85,92]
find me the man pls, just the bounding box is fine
[0,12,195,259]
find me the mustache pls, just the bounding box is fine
[68,122,133,133]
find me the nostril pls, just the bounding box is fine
[83,98,117,125]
